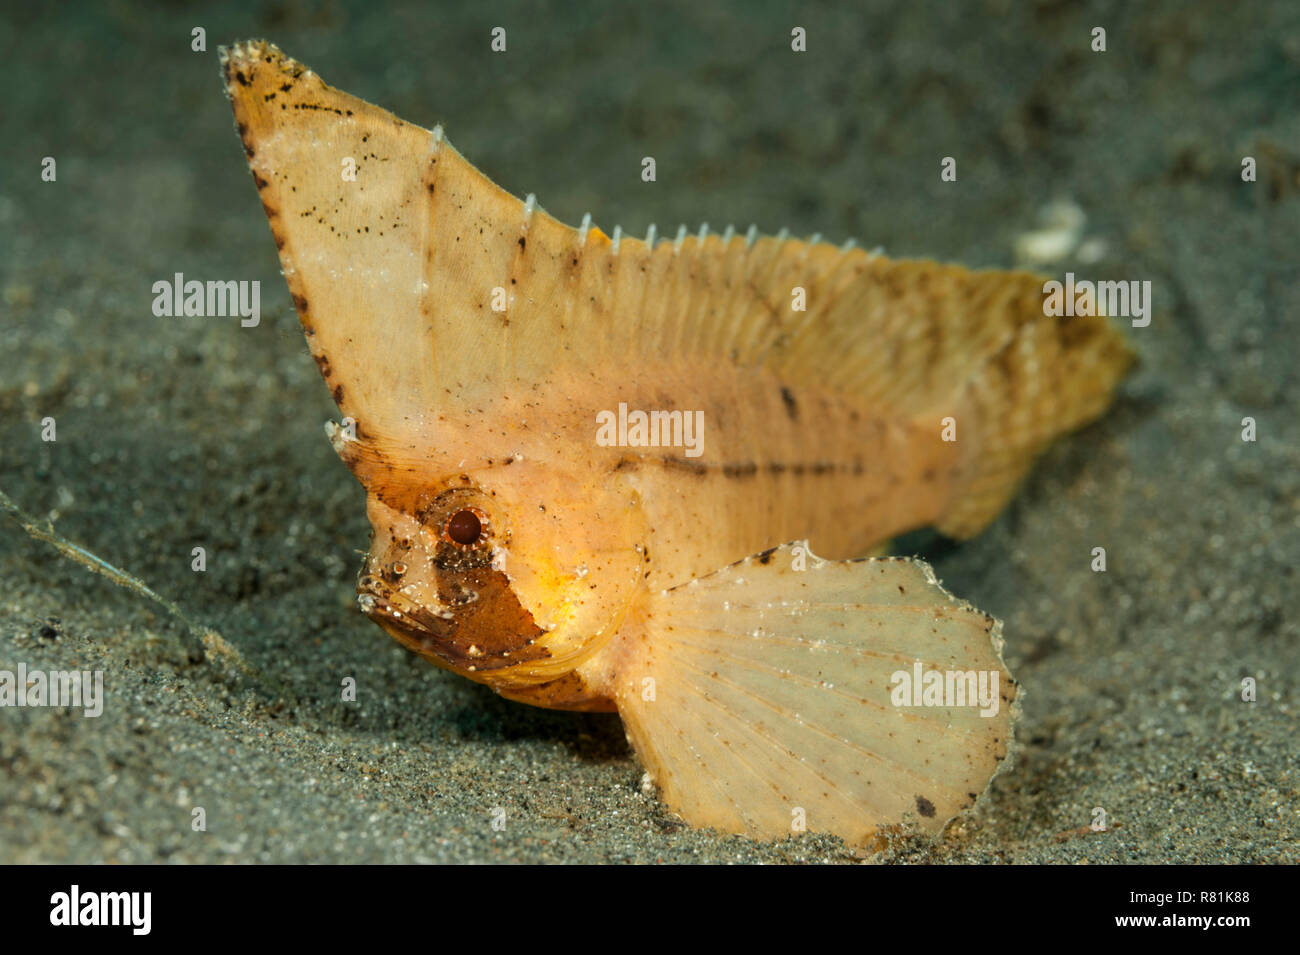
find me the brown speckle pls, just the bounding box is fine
[780,386,798,420]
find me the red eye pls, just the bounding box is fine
[446,508,483,546]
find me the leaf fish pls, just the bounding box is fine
[221,40,1134,845]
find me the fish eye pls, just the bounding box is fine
[446,508,483,546]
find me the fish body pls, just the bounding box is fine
[223,41,1133,844]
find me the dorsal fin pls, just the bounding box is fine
[223,40,1133,534]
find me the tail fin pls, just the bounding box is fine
[920,271,1136,539]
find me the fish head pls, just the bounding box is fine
[354,462,646,695]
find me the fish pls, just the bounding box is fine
[221,40,1134,845]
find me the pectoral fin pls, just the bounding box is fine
[613,542,1018,845]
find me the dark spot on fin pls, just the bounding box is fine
[663,457,707,476]
[780,386,798,420]
[915,795,936,818]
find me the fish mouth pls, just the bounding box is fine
[355,574,461,665]
[355,573,549,674]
